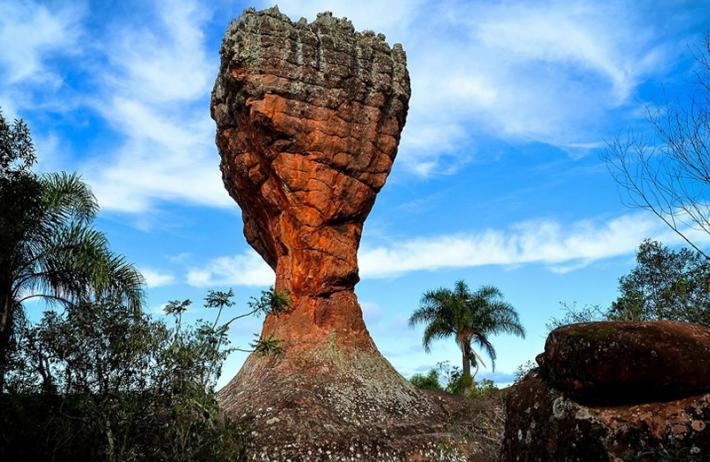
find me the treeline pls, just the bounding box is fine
[0,111,287,461]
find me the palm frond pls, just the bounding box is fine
[473,334,497,371]
[39,172,98,225]
[15,221,144,312]
[422,318,453,353]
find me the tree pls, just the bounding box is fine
[0,111,144,386]
[547,240,709,328]
[608,239,709,325]
[604,37,709,258]
[409,280,525,394]
[0,110,42,375]
[3,287,288,461]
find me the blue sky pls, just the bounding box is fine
[3,0,709,387]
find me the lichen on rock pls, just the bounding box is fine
[502,321,710,461]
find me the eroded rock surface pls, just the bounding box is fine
[503,322,710,461]
[542,321,710,404]
[211,5,409,340]
[211,7,489,460]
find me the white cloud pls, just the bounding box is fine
[186,250,275,287]
[359,213,681,277]
[0,2,82,85]
[4,0,697,211]
[185,211,708,286]
[84,0,231,213]
[0,1,83,119]
[140,268,176,288]
[268,0,679,175]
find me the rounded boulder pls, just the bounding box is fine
[540,321,710,404]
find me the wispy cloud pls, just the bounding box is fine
[0,1,84,116]
[3,0,704,211]
[84,0,231,213]
[140,268,176,288]
[186,251,275,287]
[185,211,705,287]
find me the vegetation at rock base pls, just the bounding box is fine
[2,284,289,461]
[410,367,444,392]
[0,109,144,388]
[410,361,502,399]
[0,112,293,461]
[409,281,525,395]
[549,239,709,329]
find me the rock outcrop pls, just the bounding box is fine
[503,321,710,461]
[211,7,485,460]
[542,321,710,404]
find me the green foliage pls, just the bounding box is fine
[0,111,145,387]
[513,359,537,384]
[409,368,443,391]
[469,378,498,399]
[247,286,291,316]
[411,361,500,399]
[409,280,525,393]
[609,240,709,325]
[548,240,709,329]
[2,287,282,461]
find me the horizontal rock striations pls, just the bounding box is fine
[212,6,409,349]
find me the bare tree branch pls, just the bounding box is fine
[603,38,710,259]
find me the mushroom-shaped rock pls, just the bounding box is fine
[212,6,409,348]
[211,8,476,459]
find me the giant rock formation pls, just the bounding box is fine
[211,7,495,461]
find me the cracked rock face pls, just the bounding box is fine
[212,6,409,348]
[210,8,481,460]
[502,322,710,461]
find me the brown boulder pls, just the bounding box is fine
[540,321,710,404]
[502,370,710,462]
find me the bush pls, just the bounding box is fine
[2,288,288,461]
[410,362,500,399]
[410,369,443,391]
[469,379,498,399]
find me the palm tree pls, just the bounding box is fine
[0,171,145,387]
[409,280,525,393]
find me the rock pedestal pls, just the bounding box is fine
[211,7,480,460]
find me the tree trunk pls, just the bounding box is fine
[0,294,14,391]
[461,344,474,395]
[462,349,471,381]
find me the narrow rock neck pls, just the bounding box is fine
[260,289,375,352]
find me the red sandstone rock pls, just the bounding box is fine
[503,321,710,461]
[210,7,485,460]
[502,371,710,462]
[541,321,710,404]
[212,6,409,349]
